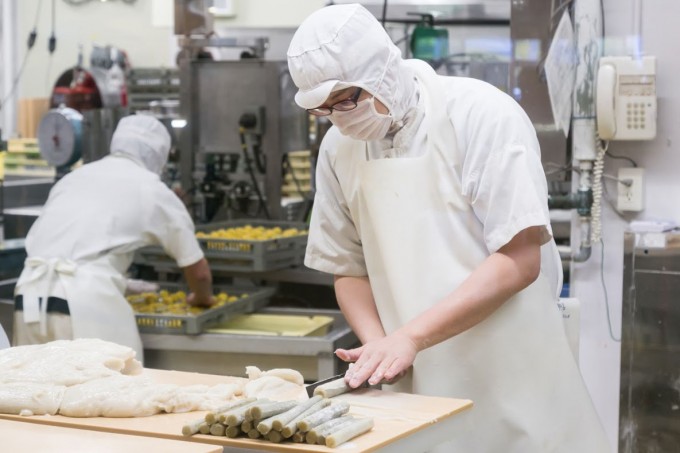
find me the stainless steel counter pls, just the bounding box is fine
[2,177,52,240]
[141,307,358,381]
[620,230,680,452]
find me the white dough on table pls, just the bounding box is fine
[0,338,142,386]
[0,339,255,417]
[0,382,66,415]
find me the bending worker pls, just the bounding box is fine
[287,4,609,452]
[13,115,214,361]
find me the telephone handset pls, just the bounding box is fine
[596,56,657,140]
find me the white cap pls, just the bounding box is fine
[287,3,415,121]
[109,115,171,175]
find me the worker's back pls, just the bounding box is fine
[25,155,184,273]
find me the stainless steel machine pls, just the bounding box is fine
[173,0,310,222]
[177,56,309,222]
[620,230,680,452]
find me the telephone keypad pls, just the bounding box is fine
[626,102,647,130]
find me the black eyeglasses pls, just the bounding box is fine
[307,88,363,117]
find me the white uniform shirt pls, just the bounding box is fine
[306,76,561,297]
[24,155,203,298]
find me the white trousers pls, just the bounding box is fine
[13,312,74,345]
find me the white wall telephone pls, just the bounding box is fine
[596,55,657,140]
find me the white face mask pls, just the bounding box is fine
[329,97,392,141]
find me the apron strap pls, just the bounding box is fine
[22,257,77,336]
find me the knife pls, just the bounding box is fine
[305,373,371,398]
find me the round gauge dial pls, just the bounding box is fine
[37,107,83,167]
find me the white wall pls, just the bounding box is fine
[218,0,324,28]
[13,0,325,117]
[17,0,175,100]
[573,1,680,451]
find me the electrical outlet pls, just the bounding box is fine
[617,167,645,211]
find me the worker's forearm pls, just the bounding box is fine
[397,227,543,352]
[334,275,386,344]
[182,258,213,302]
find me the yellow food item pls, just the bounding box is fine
[126,290,247,316]
[196,225,308,241]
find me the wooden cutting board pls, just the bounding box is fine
[0,418,222,453]
[0,369,472,452]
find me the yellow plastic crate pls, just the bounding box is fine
[284,173,311,184]
[128,284,275,335]
[7,138,39,153]
[4,155,51,167]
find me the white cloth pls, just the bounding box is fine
[307,73,562,299]
[20,258,76,336]
[125,279,160,296]
[110,115,171,175]
[22,155,203,271]
[329,96,393,141]
[13,312,73,346]
[287,3,417,124]
[15,146,203,359]
[306,58,608,452]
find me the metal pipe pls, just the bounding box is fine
[632,0,643,59]
[567,0,603,263]
[548,189,592,215]
[572,216,593,263]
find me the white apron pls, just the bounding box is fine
[338,60,609,452]
[15,254,144,361]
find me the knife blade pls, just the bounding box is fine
[305,373,345,398]
[305,373,372,398]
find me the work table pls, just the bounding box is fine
[0,368,472,452]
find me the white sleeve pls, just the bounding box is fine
[453,82,553,253]
[146,185,205,268]
[304,131,367,277]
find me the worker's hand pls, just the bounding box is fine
[335,331,417,388]
[187,293,217,308]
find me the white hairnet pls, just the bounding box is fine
[109,115,171,175]
[287,3,417,123]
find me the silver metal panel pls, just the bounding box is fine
[280,69,310,154]
[126,68,180,113]
[620,231,680,452]
[194,61,280,154]
[197,60,283,219]
[180,59,309,220]
[1,177,52,209]
[81,108,128,164]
